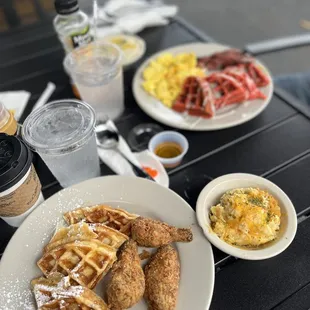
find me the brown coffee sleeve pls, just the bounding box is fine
[0,165,42,217]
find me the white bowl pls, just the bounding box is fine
[196,173,297,260]
[148,131,189,168]
[104,34,146,67]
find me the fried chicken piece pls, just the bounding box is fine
[140,249,152,260]
[131,217,193,247]
[107,240,145,309]
[144,245,180,310]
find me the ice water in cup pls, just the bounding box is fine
[22,99,100,188]
[64,42,124,120]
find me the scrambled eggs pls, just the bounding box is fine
[210,188,281,247]
[142,53,205,107]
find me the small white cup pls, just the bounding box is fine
[148,131,189,168]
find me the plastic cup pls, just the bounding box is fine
[148,131,189,168]
[22,99,100,188]
[64,41,124,120]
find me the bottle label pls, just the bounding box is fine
[70,25,93,49]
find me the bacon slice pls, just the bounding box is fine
[224,67,266,100]
[198,49,253,70]
[206,72,247,108]
[198,49,270,89]
[245,63,270,87]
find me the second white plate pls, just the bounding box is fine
[133,42,274,131]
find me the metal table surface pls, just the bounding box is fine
[1,8,310,310]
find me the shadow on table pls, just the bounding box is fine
[0,0,54,32]
[274,72,310,109]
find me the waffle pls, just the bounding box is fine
[63,204,139,236]
[172,76,216,118]
[31,273,108,310]
[89,223,129,249]
[44,223,97,253]
[38,239,117,289]
[44,223,128,253]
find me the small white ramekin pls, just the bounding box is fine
[148,131,189,168]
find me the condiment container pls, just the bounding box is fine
[0,133,44,227]
[0,102,17,135]
[104,34,146,67]
[148,131,189,168]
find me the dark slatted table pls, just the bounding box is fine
[1,8,310,310]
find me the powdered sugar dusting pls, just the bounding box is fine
[0,178,156,309]
[2,277,35,310]
[0,188,88,309]
[52,285,84,299]
[33,277,84,307]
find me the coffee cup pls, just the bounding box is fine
[0,133,44,227]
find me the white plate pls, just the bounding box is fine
[0,176,214,309]
[133,42,274,131]
[135,150,169,188]
[196,174,297,260]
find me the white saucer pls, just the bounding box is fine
[135,150,169,188]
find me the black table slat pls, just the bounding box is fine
[0,69,69,93]
[210,217,310,310]
[0,19,55,50]
[183,114,310,179]
[0,43,61,67]
[273,282,310,310]
[114,96,296,167]
[169,173,231,263]
[0,221,16,256]
[41,183,63,201]
[0,50,65,86]
[169,172,212,209]
[140,20,202,53]
[267,153,310,215]
[174,96,296,168]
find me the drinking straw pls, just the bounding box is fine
[32,82,56,111]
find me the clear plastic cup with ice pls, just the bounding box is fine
[64,41,124,120]
[22,99,100,187]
